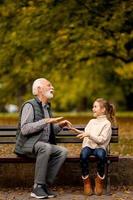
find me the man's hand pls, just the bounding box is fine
[45,117,72,128]
[58,120,72,128]
[45,117,64,124]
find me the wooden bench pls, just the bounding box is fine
[0,126,119,194]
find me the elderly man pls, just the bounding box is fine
[14,78,71,199]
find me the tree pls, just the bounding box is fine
[0,0,132,111]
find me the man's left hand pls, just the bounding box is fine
[58,120,72,128]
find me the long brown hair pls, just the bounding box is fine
[95,98,117,126]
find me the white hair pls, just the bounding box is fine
[32,78,46,95]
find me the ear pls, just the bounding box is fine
[102,107,106,114]
[37,86,42,92]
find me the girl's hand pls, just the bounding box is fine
[76,132,88,139]
[69,127,85,135]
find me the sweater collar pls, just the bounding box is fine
[97,115,107,121]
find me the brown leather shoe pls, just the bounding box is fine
[94,173,105,195]
[82,176,93,195]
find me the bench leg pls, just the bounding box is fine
[105,160,111,195]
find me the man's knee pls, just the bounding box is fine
[35,142,52,154]
[58,146,68,157]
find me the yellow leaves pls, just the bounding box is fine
[21,6,36,15]
[21,1,37,15]
[0,7,10,17]
[115,63,133,79]
[0,144,15,157]
[105,39,115,48]
[56,29,69,43]
[11,32,17,39]
[124,190,131,194]
[57,29,69,36]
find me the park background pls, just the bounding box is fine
[0,0,133,156]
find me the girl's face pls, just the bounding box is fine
[92,101,105,117]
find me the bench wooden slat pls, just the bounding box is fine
[0,138,119,144]
[0,132,119,137]
[0,137,118,144]
[0,126,118,132]
[0,154,119,163]
[0,132,118,137]
[0,126,118,144]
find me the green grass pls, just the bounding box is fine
[116,111,133,118]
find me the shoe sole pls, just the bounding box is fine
[31,192,48,199]
[48,194,56,198]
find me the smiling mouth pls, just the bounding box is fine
[50,90,54,94]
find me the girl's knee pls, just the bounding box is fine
[96,149,106,159]
[97,152,106,160]
[80,151,88,161]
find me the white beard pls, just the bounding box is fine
[44,90,54,99]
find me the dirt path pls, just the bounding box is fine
[0,186,133,200]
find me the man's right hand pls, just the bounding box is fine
[45,117,64,124]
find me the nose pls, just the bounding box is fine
[51,85,54,90]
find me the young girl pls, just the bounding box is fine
[70,98,116,196]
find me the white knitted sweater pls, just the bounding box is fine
[82,115,112,150]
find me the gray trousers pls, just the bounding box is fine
[33,141,68,185]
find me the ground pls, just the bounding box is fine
[0,186,133,200]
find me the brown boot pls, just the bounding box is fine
[94,173,105,195]
[82,176,93,195]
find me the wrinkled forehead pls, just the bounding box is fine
[41,79,53,87]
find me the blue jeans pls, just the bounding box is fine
[80,146,107,177]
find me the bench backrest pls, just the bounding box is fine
[0,126,118,144]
